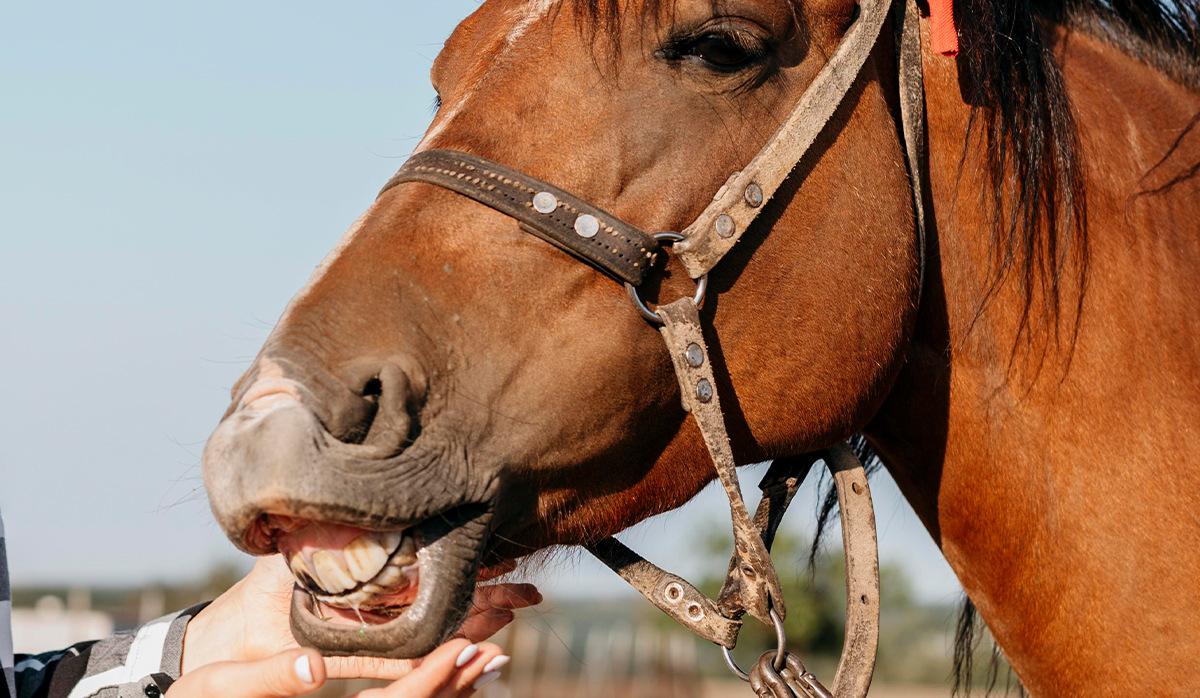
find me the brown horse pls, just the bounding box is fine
[200,0,1200,694]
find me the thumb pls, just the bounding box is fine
[168,648,327,698]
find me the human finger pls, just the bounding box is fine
[167,648,326,698]
[348,641,507,698]
[458,608,514,643]
[324,654,420,681]
[470,583,542,613]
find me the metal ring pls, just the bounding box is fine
[720,605,788,681]
[624,232,708,325]
[769,607,786,671]
[721,645,751,682]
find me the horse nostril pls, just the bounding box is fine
[336,364,422,454]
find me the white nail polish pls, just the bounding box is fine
[456,644,480,667]
[473,671,501,689]
[482,655,510,673]
[294,655,314,684]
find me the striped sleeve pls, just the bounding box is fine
[2,514,15,698]
[0,512,210,698]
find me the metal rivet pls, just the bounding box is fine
[696,379,713,403]
[744,182,764,207]
[686,603,705,621]
[685,343,704,368]
[715,214,735,238]
[664,582,684,603]
[532,191,558,214]
[574,214,600,238]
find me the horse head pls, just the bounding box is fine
[201,0,921,657]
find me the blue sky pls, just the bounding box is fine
[0,1,961,604]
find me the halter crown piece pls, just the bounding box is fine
[378,0,937,694]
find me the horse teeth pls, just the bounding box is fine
[372,564,404,588]
[394,536,417,565]
[380,531,403,553]
[344,536,389,582]
[312,550,356,593]
[290,554,315,587]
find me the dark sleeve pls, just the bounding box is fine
[11,642,97,698]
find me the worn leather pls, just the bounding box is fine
[896,0,929,303]
[655,298,786,626]
[378,149,660,286]
[718,453,820,619]
[674,0,895,279]
[585,537,742,647]
[826,444,880,698]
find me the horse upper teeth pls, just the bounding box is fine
[344,535,390,582]
[395,536,416,564]
[380,531,403,553]
[312,550,356,593]
[290,554,314,584]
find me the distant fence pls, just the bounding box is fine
[314,617,706,698]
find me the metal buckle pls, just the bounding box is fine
[625,232,708,325]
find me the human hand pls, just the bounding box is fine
[168,639,509,698]
[181,555,539,679]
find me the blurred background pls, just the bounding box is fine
[1,1,1006,695]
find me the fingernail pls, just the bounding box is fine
[294,655,314,684]
[456,644,480,667]
[483,655,510,673]
[473,670,501,689]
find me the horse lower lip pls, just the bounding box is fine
[288,506,491,658]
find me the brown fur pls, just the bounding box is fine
[208,0,1200,693]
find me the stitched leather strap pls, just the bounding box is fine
[378,150,660,286]
[674,0,894,279]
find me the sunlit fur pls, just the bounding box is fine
[210,0,1200,693]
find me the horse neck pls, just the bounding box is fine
[863,19,1200,696]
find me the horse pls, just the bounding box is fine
[199,0,1200,694]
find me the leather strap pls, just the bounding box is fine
[825,443,880,698]
[674,0,894,279]
[896,0,929,302]
[584,537,742,647]
[655,298,785,626]
[717,453,820,618]
[378,149,660,286]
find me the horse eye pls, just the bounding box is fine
[685,32,761,70]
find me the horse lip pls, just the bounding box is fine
[289,505,492,658]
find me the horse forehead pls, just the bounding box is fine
[504,0,559,46]
[418,0,565,152]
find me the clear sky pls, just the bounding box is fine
[0,1,962,605]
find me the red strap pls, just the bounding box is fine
[929,0,959,56]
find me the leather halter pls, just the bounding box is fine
[377,0,929,694]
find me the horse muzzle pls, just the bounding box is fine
[201,398,496,657]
